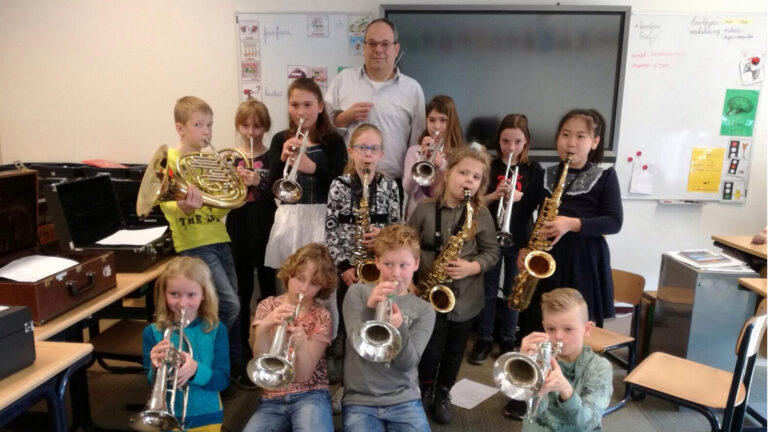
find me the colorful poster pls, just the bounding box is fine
[238,21,259,40]
[687,147,725,193]
[241,61,261,80]
[720,89,759,136]
[348,15,371,36]
[308,67,328,88]
[241,83,262,101]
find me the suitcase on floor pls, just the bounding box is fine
[43,175,174,273]
[0,170,117,324]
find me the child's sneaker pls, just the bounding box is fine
[332,386,344,414]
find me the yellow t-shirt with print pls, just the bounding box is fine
[160,148,231,252]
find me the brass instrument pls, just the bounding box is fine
[410,131,444,187]
[351,282,403,363]
[272,118,308,203]
[493,341,563,423]
[353,165,380,283]
[496,152,519,247]
[418,189,473,313]
[247,293,304,389]
[130,309,193,432]
[136,139,249,218]
[508,155,572,311]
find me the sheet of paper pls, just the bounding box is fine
[0,255,78,282]
[96,226,168,246]
[687,147,725,193]
[449,378,499,410]
[628,161,653,194]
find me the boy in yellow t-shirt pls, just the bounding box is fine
[159,96,242,384]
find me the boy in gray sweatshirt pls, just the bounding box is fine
[342,224,436,431]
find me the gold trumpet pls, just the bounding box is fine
[136,139,249,218]
[130,309,193,432]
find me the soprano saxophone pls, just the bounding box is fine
[508,154,572,311]
[418,189,473,313]
[353,165,379,284]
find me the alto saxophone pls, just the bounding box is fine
[418,189,473,313]
[353,165,379,283]
[508,154,573,311]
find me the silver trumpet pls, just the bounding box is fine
[272,118,307,203]
[247,293,304,389]
[496,152,519,247]
[493,341,563,423]
[130,309,193,432]
[351,282,403,364]
[410,131,444,187]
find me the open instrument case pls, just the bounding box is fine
[43,175,174,273]
[0,170,117,324]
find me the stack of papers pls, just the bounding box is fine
[668,249,751,272]
[0,255,78,282]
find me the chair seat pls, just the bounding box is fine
[91,319,145,357]
[625,352,746,409]
[585,327,634,352]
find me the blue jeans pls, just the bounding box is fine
[181,242,241,370]
[478,245,519,342]
[243,389,333,432]
[343,399,430,432]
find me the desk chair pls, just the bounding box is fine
[625,300,767,432]
[584,268,645,415]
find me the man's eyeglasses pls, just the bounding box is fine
[364,40,397,50]
[352,144,383,153]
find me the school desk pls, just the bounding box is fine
[739,278,767,298]
[0,341,92,432]
[712,235,767,276]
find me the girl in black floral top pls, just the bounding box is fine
[325,124,400,341]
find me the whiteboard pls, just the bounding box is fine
[236,13,375,135]
[616,13,765,202]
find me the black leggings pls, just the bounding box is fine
[418,313,475,389]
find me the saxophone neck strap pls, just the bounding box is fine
[433,200,468,252]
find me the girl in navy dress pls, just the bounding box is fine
[514,108,623,337]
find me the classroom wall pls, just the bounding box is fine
[1,0,766,292]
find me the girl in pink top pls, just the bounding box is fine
[244,243,338,432]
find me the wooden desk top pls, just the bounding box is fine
[712,235,767,260]
[34,259,170,341]
[739,278,767,297]
[0,341,92,411]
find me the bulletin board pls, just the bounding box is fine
[235,13,375,134]
[616,13,765,202]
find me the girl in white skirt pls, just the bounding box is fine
[265,77,347,335]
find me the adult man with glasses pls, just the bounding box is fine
[325,18,425,199]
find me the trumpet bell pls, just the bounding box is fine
[351,320,403,363]
[356,259,380,284]
[497,232,515,247]
[129,410,181,432]
[247,354,295,389]
[493,351,544,401]
[411,161,436,187]
[272,179,302,204]
[429,285,456,313]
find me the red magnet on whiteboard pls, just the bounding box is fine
[627,157,633,162]
[636,151,642,156]
[642,165,648,170]
[752,57,760,65]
